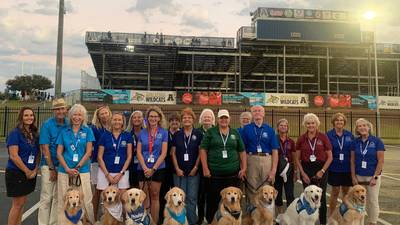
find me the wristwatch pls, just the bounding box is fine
[120,170,125,175]
[374,175,379,180]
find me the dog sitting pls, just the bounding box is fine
[211,186,243,225]
[277,185,322,225]
[328,185,367,225]
[245,185,277,225]
[122,188,153,225]
[100,186,123,225]
[64,188,92,225]
[163,187,188,225]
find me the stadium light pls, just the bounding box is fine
[363,11,376,21]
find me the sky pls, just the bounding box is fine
[1,0,399,94]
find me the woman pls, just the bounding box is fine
[90,105,112,219]
[126,110,146,188]
[295,113,332,225]
[171,108,203,225]
[351,118,384,225]
[200,109,246,224]
[326,113,353,215]
[136,106,168,224]
[237,111,252,136]
[274,119,296,215]
[56,104,95,224]
[5,107,40,225]
[97,112,133,191]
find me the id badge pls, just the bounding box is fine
[73,153,79,162]
[114,156,120,164]
[147,155,155,163]
[70,145,76,151]
[339,153,344,161]
[28,155,35,164]
[133,156,139,164]
[222,150,228,159]
[309,154,317,162]
[184,153,189,162]
[361,161,367,169]
[257,145,262,153]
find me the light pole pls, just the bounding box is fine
[55,0,65,98]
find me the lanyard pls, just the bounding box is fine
[280,138,288,156]
[70,130,81,151]
[336,135,344,152]
[360,140,370,158]
[307,137,318,155]
[111,133,122,155]
[183,130,192,153]
[220,130,230,150]
[148,128,158,155]
[254,126,264,145]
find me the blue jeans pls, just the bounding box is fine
[173,174,200,225]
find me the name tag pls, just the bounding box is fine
[73,154,79,162]
[114,156,120,164]
[28,155,35,164]
[361,161,367,169]
[222,150,228,159]
[184,153,189,162]
[133,156,139,164]
[310,154,317,162]
[339,153,344,161]
[257,145,262,153]
[147,155,155,163]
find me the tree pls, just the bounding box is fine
[6,74,53,99]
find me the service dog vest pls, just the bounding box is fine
[127,206,151,225]
[339,203,366,217]
[64,208,83,224]
[215,205,241,221]
[296,197,316,215]
[167,207,187,224]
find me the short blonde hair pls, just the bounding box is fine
[302,113,320,127]
[91,105,112,129]
[331,112,347,126]
[126,110,146,132]
[111,112,127,131]
[145,106,167,129]
[354,118,373,136]
[181,107,196,121]
[277,118,289,133]
[240,111,252,120]
[199,108,215,126]
[68,104,88,126]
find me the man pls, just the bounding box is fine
[241,105,279,204]
[38,98,68,225]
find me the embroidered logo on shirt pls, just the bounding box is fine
[262,132,268,138]
[192,135,197,141]
[369,142,375,148]
[81,133,87,138]
[230,134,236,140]
[121,141,127,147]
[157,133,163,139]
[317,140,323,146]
[345,136,352,142]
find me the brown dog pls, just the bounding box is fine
[163,187,188,225]
[63,188,92,225]
[100,186,123,225]
[248,185,278,225]
[211,187,243,225]
[122,188,154,225]
[328,185,367,225]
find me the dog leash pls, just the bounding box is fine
[243,176,271,192]
[69,174,82,187]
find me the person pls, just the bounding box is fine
[90,105,112,220]
[126,110,146,188]
[56,104,95,224]
[171,108,203,225]
[351,118,384,225]
[199,109,246,224]
[326,113,354,216]
[197,108,215,225]
[5,107,40,225]
[240,105,279,205]
[137,106,168,224]
[38,99,69,225]
[97,112,133,191]
[295,113,333,225]
[274,118,296,215]
[159,112,181,224]
[237,111,252,136]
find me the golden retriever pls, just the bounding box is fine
[100,186,123,225]
[245,185,277,225]
[328,185,367,225]
[63,188,92,225]
[122,188,154,225]
[211,186,243,225]
[163,187,188,225]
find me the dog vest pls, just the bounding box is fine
[215,205,241,221]
[167,207,187,224]
[296,197,316,215]
[247,202,274,214]
[64,208,83,224]
[105,202,123,222]
[339,203,366,217]
[127,206,151,225]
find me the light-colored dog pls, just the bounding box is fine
[211,186,243,225]
[328,185,367,225]
[100,186,123,225]
[277,185,322,225]
[163,187,188,225]
[122,188,153,225]
[247,185,277,225]
[63,188,92,225]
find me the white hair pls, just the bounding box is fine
[302,113,320,127]
[355,118,374,135]
[68,104,88,126]
[199,108,215,126]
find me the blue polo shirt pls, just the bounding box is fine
[137,127,168,170]
[172,128,203,176]
[39,117,69,167]
[326,129,353,173]
[56,125,95,174]
[351,135,385,176]
[6,128,40,171]
[241,122,279,154]
[99,131,133,173]
[91,125,108,163]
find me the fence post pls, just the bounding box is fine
[324,110,327,132]
[350,111,353,133]
[298,109,301,137]
[271,109,274,128]
[36,106,41,128]
[3,106,8,137]
[375,111,379,137]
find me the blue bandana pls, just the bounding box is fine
[296,197,317,215]
[167,207,187,224]
[339,203,365,217]
[64,209,82,224]
[127,206,151,225]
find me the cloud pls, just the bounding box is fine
[126,0,180,16]
[181,8,215,29]
[12,0,74,16]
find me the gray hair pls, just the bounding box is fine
[68,104,88,126]
[302,113,320,127]
[240,111,252,120]
[354,118,374,135]
[199,108,215,126]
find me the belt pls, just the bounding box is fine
[247,152,270,156]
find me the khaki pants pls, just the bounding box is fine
[245,154,272,205]
[57,172,94,224]
[38,166,58,225]
[357,175,381,224]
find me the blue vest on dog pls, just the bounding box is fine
[167,207,187,224]
[127,206,151,225]
[296,197,316,215]
[64,209,82,224]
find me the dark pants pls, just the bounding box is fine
[197,170,206,224]
[158,169,173,224]
[301,162,328,225]
[205,175,240,223]
[274,166,294,207]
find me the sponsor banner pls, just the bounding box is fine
[265,93,309,107]
[312,94,375,109]
[357,95,376,109]
[178,92,222,105]
[222,93,249,105]
[131,90,176,105]
[81,89,130,104]
[328,94,352,108]
[379,96,400,109]
[102,90,130,104]
[240,92,265,106]
[252,8,350,21]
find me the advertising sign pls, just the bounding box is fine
[131,91,176,105]
[265,93,309,107]
[240,92,265,106]
[379,96,400,109]
[222,93,249,105]
[102,90,130,104]
[178,92,222,105]
[81,89,129,104]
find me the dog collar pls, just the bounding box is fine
[296,197,316,215]
[64,208,83,224]
[167,207,187,224]
[105,202,123,222]
[223,205,241,220]
[262,202,274,212]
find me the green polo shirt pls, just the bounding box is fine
[200,126,245,176]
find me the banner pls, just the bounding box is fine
[222,93,249,105]
[312,94,375,109]
[102,90,130,104]
[378,96,400,109]
[131,90,176,105]
[265,93,309,107]
[240,92,265,106]
[178,92,222,105]
[81,89,129,104]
